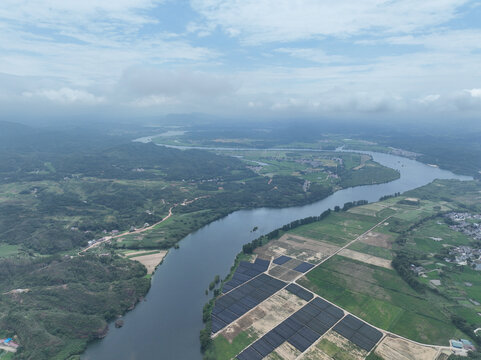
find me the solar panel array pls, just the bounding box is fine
[333,314,383,351]
[285,283,314,301]
[212,273,286,333]
[222,258,271,293]
[237,297,344,359]
[273,255,291,265]
[293,261,315,273]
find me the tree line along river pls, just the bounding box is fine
[82,150,471,360]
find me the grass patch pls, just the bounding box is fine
[204,330,257,360]
[316,337,361,360]
[0,351,15,360]
[0,244,19,258]
[348,242,393,260]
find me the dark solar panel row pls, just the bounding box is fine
[236,346,263,360]
[293,262,315,273]
[285,283,314,301]
[222,258,271,293]
[212,274,286,333]
[273,255,292,265]
[237,297,345,359]
[333,315,383,352]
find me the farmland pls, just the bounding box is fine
[203,179,481,359]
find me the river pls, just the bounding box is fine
[82,151,470,360]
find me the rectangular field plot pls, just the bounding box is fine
[299,255,459,345]
[333,315,383,351]
[304,330,369,360]
[285,283,314,301]
[256,234,340,264]
[212,274,286,333]
[293,262,315,273]
[268,265,301,282]
[222,258,271,293]
[288,212,380,246]
[273,255,292,265]
[236,297,344,359]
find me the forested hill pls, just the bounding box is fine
[0,141,252,183]
[56,143,251,181]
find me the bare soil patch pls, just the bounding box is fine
[282,258,304,270]
[255,234,340,264]
[300,345,333,360]
[338,249,392,269]
[359,231,393,249]
[374,335,439,360]
[273,341,301,360]
[219,289,307,342]
[319,331,368,360]
[129,251,168,274]
[268,265,301,282]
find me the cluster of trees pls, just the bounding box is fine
[242,209,332,254]
[338,200,369,212]
[379,192,401,201]
[391,251,427,293]
[0,142,253,184]
[451,315,481,346]
[0,254,150,359]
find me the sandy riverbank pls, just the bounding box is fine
[127,251,168,274]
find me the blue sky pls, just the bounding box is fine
[0,0,481,121]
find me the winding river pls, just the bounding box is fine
[83,151,470,360]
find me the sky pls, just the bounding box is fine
[1,0,481,122]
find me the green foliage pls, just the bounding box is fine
[391,251,427,293]
[0,255,149,360]
[366,353,385,360]
[338,163,400,188]
[451,315,481,346]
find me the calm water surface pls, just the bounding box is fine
[83,151,470,360]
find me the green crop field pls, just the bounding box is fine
[204,330,257,360]
[299,256,460,345]
[404,219,472,253]
[348,242,393,260]
[289,212,380,245]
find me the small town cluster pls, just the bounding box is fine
[445,212,481,270]
[446,212,481,241]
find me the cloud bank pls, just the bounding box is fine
[0,0,480,121]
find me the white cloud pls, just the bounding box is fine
[0,0,217,87]
[190,0,470,44]
[466,88,481,98]
[369,29,481,52]
[118,67,236,98]
[0,0,479,120]
[23,88,104,104]
[418,94,441,104]
[275,48,346,64]
[131,95,179,107]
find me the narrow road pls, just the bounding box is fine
[78,196,208,255]
[296,215,393,279]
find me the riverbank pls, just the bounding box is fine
[82,150,470,360]
[203,179,480,359]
